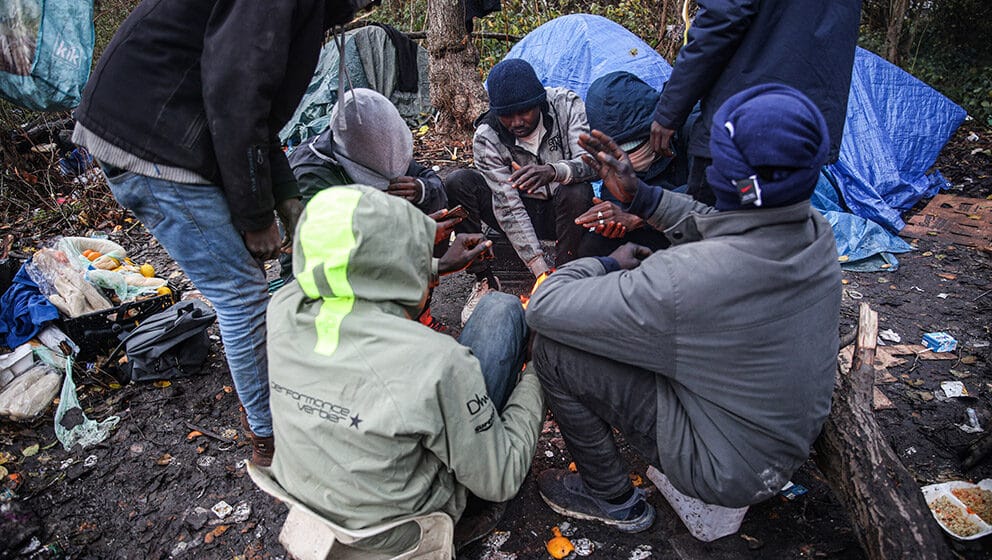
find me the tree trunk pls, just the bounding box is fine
[425,0,488,142]
[657,0,692,63]
[884,0,910,64]
[813,303,953,560]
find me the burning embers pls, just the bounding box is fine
[520,270,552,309]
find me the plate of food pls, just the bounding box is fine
[922,479,992,540]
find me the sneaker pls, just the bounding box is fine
[461,276,501,326]
[537,469,655,533]
[240,406,275,467]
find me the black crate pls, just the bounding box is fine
[58,284,181,362]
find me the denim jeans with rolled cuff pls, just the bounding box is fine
[104,169,273,437]
[458,291,529,411]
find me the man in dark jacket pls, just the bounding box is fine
[650,0,861,204]
[528,85,841,532]
[574,71,694,254]
[72,0,363,466]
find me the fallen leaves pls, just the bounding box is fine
[203,525,229,544]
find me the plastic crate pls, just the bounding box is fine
[58,284,180,361]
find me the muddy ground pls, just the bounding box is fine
[0,120,990,560]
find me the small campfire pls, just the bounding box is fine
[520,270,552,309]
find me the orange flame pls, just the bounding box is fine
[520,270,552,309]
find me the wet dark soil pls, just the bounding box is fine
[0,121,990,559]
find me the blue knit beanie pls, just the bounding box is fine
[487,59,546,116]
[707,84,829,211]
[586,71,660,150]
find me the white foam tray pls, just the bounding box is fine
[921,479,992,540]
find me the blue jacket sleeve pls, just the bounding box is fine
[654,0,759,129]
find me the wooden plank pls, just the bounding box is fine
[902,194,992,248]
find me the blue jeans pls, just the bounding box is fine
[105,172,273,436]
[457,292,528,410]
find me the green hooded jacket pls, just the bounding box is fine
[267,185,544,552]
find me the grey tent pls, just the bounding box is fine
[280,25,433,147]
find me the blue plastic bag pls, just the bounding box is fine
[0,0,94,111]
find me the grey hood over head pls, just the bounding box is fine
[327,88,413,189]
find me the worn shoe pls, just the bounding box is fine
[461,276,501,326]
[537,469,655,533]
[454,497,507,552]
[240,406,275,467]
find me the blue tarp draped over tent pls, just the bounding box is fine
[826,48,966,233]
[505,14,966,267]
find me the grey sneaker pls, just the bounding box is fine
[537,469,655,533]
[461,276,501,326]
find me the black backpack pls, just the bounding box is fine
[117,299,217,382]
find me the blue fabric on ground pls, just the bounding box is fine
[811,172,912,271]
[0,262,60,348]
[826,48,966,233]
[503,14,671,100]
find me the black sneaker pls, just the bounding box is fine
[537,469,655,533]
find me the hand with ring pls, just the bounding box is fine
[576,197,645,239]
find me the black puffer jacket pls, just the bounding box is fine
[75,0,357,232]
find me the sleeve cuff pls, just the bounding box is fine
[623,179,664,218]
[552,162,573,184]
[416,178,427,205]
[594,257,621,273]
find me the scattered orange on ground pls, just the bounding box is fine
[546,526,574,559]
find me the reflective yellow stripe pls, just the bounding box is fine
[297,188,363,356]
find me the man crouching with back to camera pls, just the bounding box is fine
[265,185,545,555]
[526,84,841,532]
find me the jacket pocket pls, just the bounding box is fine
[180,112,207,150]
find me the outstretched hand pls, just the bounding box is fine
[608,242,652,270]
[509,163,556,193]
[438,234,494,275]
[575,197,644,238]
[579,130,639,204]
[428,208,465,245]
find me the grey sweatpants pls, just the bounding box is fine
[532,334,662,500]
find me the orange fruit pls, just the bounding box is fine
[82,249,93,258]
[139,263,155,278]
[87,251,102,261]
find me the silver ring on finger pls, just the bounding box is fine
[597,211,604,219]
[599,219,605,225]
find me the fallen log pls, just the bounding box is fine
[814,302,953,560]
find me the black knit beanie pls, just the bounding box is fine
[486,59,546,116]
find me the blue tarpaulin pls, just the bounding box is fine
[826,48,966,233]
[505,15,965,267]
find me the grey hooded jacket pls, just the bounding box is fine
[473,87,596,275]
[526,189,840,507]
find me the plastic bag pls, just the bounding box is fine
[0,362,61,420]
[0,0,95,111]
[25,249,112,317]
[48,349,119,450]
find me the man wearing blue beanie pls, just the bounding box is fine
[525,85,841,532]
[573,71,696,254]
[445,58,596,324]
